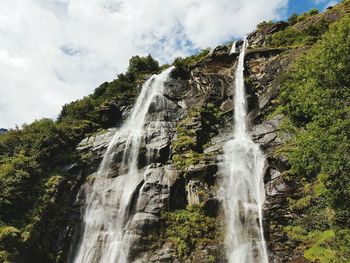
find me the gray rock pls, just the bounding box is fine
[251,115,283,149]
[77,128,116,155]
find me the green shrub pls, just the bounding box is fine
[171,104,221,171]
[0,226,21,248]
[127,54,159,76]
[257,20,274,29]
[288,13,299,25]
[163,206,220,260]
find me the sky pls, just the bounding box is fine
[0,0,340,128]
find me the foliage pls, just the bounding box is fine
[0,153,39,220]
[285,226,350,262]
[285,226,337,262]
[256,20,274,29]
[163,205,220,260]
[267,18,329,47]
[127,54,160,76]
[271,15,350,261]
[0,117,92,261]
[171,104,221,171]
[288,13,299,25]
[0,226,21,263]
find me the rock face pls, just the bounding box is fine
[0,128,7,134]
[66,33,304,263]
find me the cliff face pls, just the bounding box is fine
[64,35,303,262]
[67,3,350,259]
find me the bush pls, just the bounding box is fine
[163,206,220,260]
[171,105,221,171]
[127,54,159,76]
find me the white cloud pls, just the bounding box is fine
[0,0,288,128]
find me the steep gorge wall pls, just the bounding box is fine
[66,36,304,263]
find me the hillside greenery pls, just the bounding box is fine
[263,0,350,48]
[272,15,350,261]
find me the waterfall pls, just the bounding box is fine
[230,41,237,54]
[73,66,174,263]
[220,39,269,262]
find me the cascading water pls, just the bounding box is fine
[220,39,269,262]
[73,67,174,263]
[230,41,237,54]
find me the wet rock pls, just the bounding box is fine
[70,30,310,263]
[204,130,233,155]
[126,165,186,261]
[205,44,238,65]
[265,176,294,198]
[186,179,213,206]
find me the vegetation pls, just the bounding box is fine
[266,17,329,47]
[291,8,320,24]
[0,118,96,262]
[256,20,274,29]
[172,103,222,172]
[271,15,350,261]
[163,205,221,261]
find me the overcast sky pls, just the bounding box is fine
[0,0,339,128]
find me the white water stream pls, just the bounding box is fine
[230,41,237,54]
[220,39,269,263]
[73,67,174,263]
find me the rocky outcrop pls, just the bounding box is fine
[248,22,289,48]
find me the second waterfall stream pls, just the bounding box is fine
[220,39,269,262]
[73,67,174,263]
